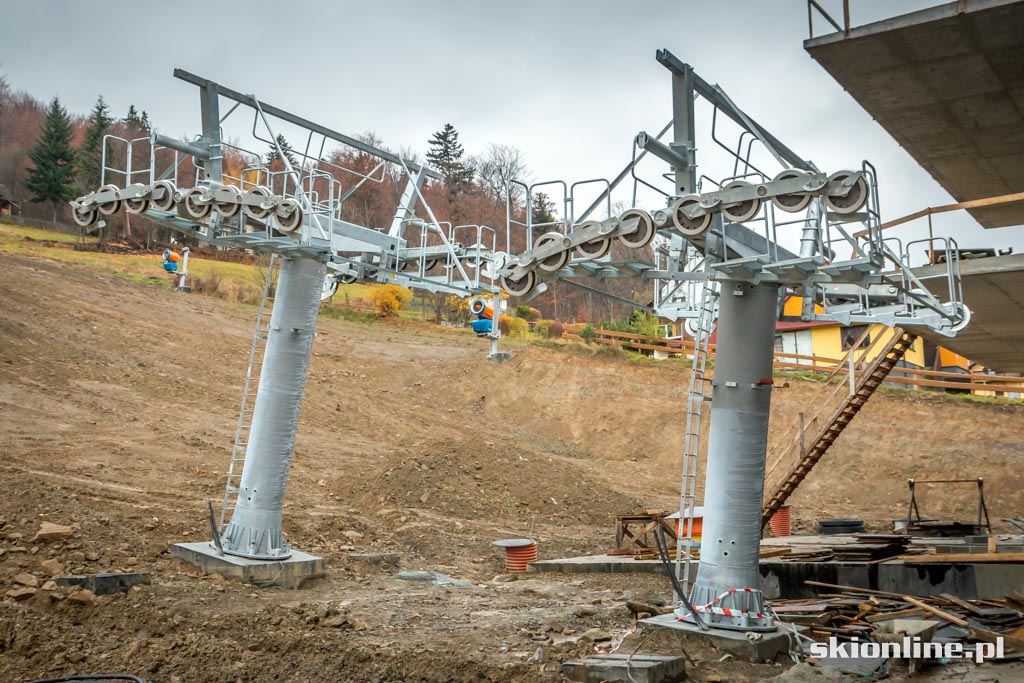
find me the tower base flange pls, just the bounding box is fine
[640,613,797,663]
[171,541,325,589]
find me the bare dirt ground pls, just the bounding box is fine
[1,251,1022,682]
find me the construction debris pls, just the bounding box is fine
[770,580,1024,660]
[779,534,914,563]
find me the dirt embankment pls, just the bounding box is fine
[0,251,1021,681]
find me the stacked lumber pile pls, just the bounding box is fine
[771,581,1024,655]
[778,534,917,563]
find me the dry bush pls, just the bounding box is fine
[507,317,529,339]
[190,270,221,296]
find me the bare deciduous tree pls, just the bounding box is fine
[472,143,529,209]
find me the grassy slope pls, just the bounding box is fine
[0,221,425,318]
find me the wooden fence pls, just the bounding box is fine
[562,328,1024,395]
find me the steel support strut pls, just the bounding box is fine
[679,281,779,631]
[220,255,326,559]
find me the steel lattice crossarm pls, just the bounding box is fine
[489,51,969,339]
[68,69,503,300]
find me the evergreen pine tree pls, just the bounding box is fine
[78,95,112,191]
[426,123,474,194]
[125,104,141,126]
[25,97,78,221]
[531,192,558,227]
[265,133,298,168]
[139,110,151,132]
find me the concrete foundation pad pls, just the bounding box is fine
[640,613,798,663]
[171,542,325,589]
[561,654,685,683]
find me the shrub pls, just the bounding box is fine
[371,284,412,318]
[498,314,514,335]
[579,323,597,343]
[535,319,554,338]
[373,289,400,317]
[507,317,529,338]
[632,311,663,338]
[190,270,221,296]
[548,321,564,339]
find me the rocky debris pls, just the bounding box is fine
[39,558,62,576]
[55,572,152,595]
[342,530,364,541]
[32,522,74,543]
[491,574,517,583]
[349,553,401,569]
[579,628,612,643]
[394,570,474,588]
[13,573,39,588]
[764,662,850,682]
[41,580,58,591]
[67,588,97,606]
[321,615,368,630]
[626,600,671,618]
[572,605,597,617]
[84,550,100,562]
[5,587,37,601]
[527,647,544,665]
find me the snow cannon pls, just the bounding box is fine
[470,298,493,320]
[162,249,180,273]
[470,298,494,337]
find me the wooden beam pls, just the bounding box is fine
[898,553,1024,564]
[804,580,907,599]
[969,626,1024,652]
[903,596,969,627]
[864,607,926,622]
[853,191,1024,239]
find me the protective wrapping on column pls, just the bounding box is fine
[687,282,780,630]
[221,255,326,559]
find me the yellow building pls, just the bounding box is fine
[773,296,989,393]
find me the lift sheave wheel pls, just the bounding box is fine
[576,238,613,259]
[96,184,122,216]
[721,181,761,223]
[151,180,177,212]
[672,195,713,236]
[248,186,273,219]
[216,186,243,218]
[618,209,656,249]
[275,198,303,233]
[534,232,571,273]
[72,206,98,227]
[499,269,537,297]
[184,187,213,219]
[824,171,869,215]
[770,169,813,213]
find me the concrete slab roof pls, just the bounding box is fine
[805,0,1024,228]
[915,253,1024,371]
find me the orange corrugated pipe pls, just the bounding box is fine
[770,504,792,537]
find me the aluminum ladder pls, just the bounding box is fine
[218,254,280,532]
[674,281,718,602]
[760,329,917,528]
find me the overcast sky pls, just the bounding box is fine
[3,0,1022,260]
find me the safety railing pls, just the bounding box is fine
[807,0,851,39]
